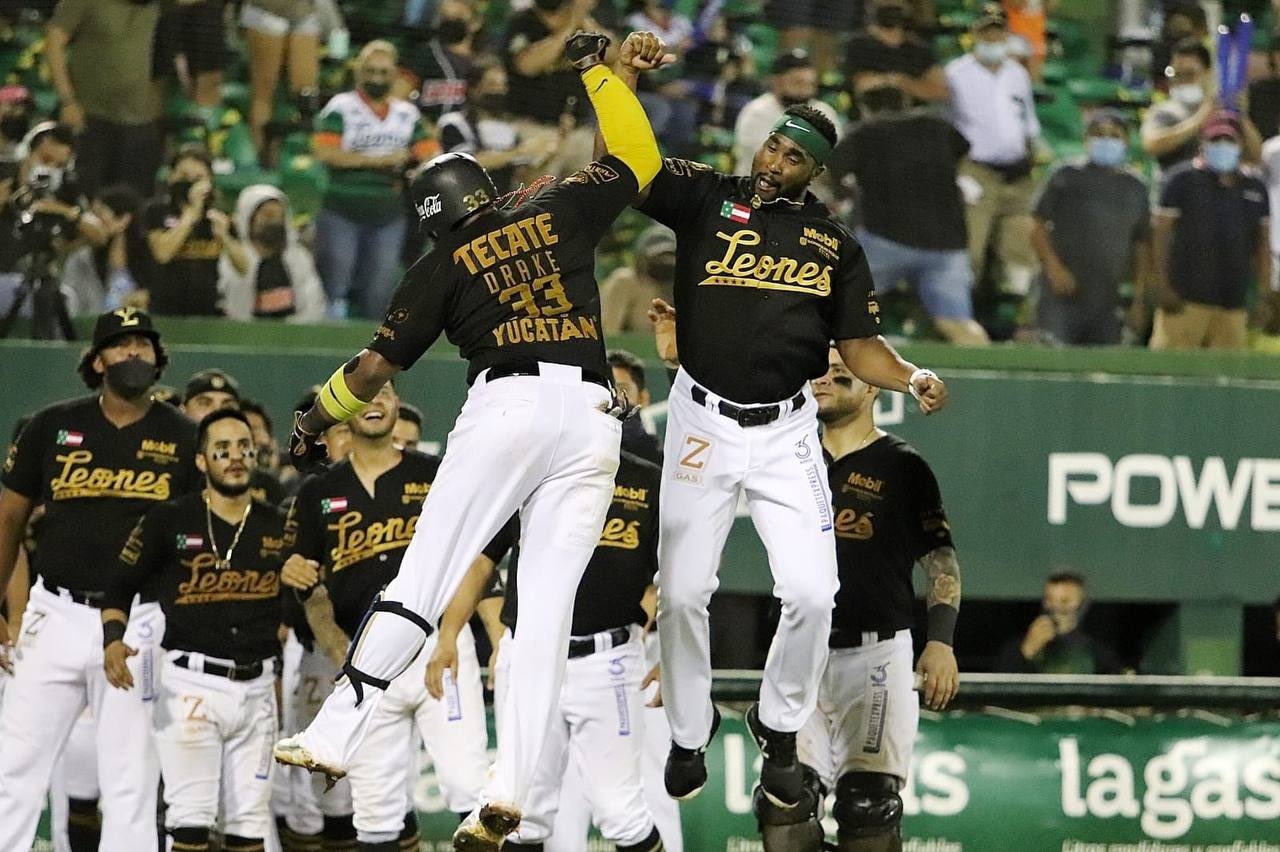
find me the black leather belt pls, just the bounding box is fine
[829,629,897,650]
[42,579,106,607]
[172,654,271,681]
[690,385,805,427]
[567,626,632,659]
[484,361,613,391]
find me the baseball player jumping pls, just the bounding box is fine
[0,308,199,851]
[101,409,288,852]
[273,31,668,852]
[606,55,949,814]
[282,380,489,849]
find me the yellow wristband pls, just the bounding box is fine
[317,365,368,422]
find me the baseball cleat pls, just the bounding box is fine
[663,705,721,800]
[745,702,804,808]
[452,803,522,851]
[273,736,346,791]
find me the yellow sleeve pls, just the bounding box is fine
[580,65,661,189]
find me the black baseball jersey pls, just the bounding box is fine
[1,396,199,593]
[639,158,882,403]
[368,156,640,384]
[108,494,287,663]
[249,469,286,506]
[827,434,953,642]
[488,451,659,636]
[289,450,441,635]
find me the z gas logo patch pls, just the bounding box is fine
[675,435,712,488]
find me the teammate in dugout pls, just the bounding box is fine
[281,380,491,850]
[273,31,670,852]
[100,409,288,852]
[0,307,199,852]
[606,49,950,814]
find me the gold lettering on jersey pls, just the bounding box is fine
[612,485,649,510]
[328,510,417,573]
[598,518,641,550]
[175,238,223,262]
[834,508,875,541]
[842,472,884,495]
[452,214,559,274]
[176,552,280,604]
[259,534,287,558]
[49,450,172,502]
[137,439,180,465]
[799,227,841,262]
[402,481,431,505]
[492,316,598,347]
[701,230,832,296]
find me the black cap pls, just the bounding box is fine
[409,152,498,236]
[184,369,241,403]
[772,49,812,75]
[398,402,424,427]
[88,307,162,353]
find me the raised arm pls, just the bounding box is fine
[289,349,403,468]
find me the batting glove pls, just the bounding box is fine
[565,31,610,71]
[289,412,330,473]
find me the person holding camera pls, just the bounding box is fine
[313,39,435,320]
[996,572,1123,674]
[142,144,248,317]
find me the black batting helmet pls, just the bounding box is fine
[409,152,498,235]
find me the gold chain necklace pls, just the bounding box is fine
[204,493,251,571]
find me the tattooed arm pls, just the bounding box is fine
[916,546,961,710]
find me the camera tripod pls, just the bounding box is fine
[0,248,75,341]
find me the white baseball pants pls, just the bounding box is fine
[297,364,621,817]
[154,654,278,837]
[658,367,839,746]
[349,627,488,841]
[0,583,163,851]
[797,631,919,789]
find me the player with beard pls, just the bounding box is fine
[101,409,288,852]
[0,308,198,851]
[282,382,491,851]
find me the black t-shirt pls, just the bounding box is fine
[110,494,286,663]
[827,434,953,642]
[370,156,639,382]
[1249,78,1280,140]
[289,450,441,635]
[831,112,970,251]
[0,161,86,273]
[401,38,472,124]
[1,396,199,593]
[487,450,659,637]
[845,31,937,79]
[142,198,222,316]
[249,469,286,506]
[1159,162,1269,309]
[639,158,882,403]
[504,10,588,124]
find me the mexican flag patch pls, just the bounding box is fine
[322,496,349,514]
[57,430,85,447]
[720,201,751,224]
[176,534,204,550]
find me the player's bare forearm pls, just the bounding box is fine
[476,596,506,649]
[298,349,402,435]
[0,490,35,610]
[439,555,497,641]
[836,336,915,393]
[302,586,351,666]
[919,546,961,646]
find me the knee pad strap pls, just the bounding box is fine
[617,826,663,852]
[343,599,434,706]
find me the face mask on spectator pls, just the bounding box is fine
[974,39,1008,65]
[1086,136,1127,167]
[645,255,676,283]
[1169,83,1204,108]
[1204,140,1241,173]
[534,0,566,12]
[28,164,64,192]
[874,5,907,28]
[1,112,29,142]
[253,221,287,252]
[437,17,470,45]
[361,80,391,100]
[860,85,906,113]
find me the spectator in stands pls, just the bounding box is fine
[1150,117,1271,350]
[828,74,987,345]
[627,0,699,155]
[219,183,327,323]
[44,0,163,198]
[395,0,481,124]
[0,85,34,162]
[845,0,948,107]
[997,572,1123,674]
[1142,39,1216,177]
[1247,34,1280,140]
[240,0,323,154]
[1003,0,1049,82]
[313,39,434,319]
[155,0,228,114]
[1031,110,1151,346]
[504,0,615,177]
[143,144,247,316]
[437,60,558,195]
[61,184,146,317]
[394,402,423,450]
[733,50,840,176]
[946,5,1041,303]
[1150,1,1207,92]
[599,224,677,334]
[682,13,759,134]
[764,0,856,76]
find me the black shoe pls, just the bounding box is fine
[745,702,804,807]
[664,705,721,800]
